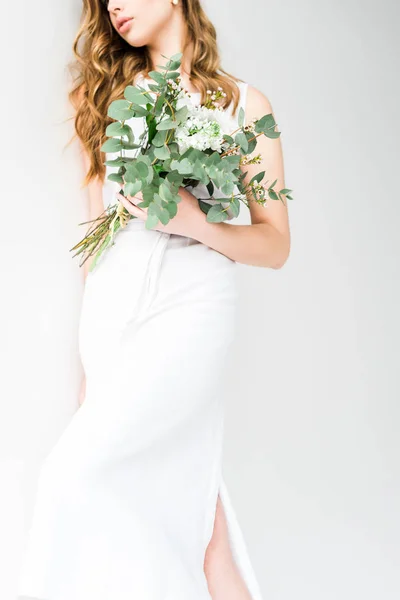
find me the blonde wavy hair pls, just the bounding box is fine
[67,0,243,187]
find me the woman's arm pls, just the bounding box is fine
[79,142,106,281]
[189,85,291,269]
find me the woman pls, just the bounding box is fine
[18,1,290,599]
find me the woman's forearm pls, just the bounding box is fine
[189,215,290,269]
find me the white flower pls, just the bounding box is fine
[173,104,237,154]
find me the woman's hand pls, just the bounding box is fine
[116,186,205,238]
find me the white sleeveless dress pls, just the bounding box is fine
[17,75,264,600]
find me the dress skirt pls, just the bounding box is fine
[17,218,264,600]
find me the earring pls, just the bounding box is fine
[171,0,179,4]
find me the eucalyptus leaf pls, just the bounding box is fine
[206,204,230,223]
[108,99,134,121]
[104,157,127,167]
[264,130,281,139]
[198,200,211,215]
[130,104,149,117]
[145,212,160,230]
[159,182,175,203]
[268,190,279,200]
[166,201,178,218]
[255,114,276,134]
[170,158,193,175]
[124,85,152,105]
[105,122,133,138]
[101,138,123,153]
[152,129,169,147]
[107,173,124,184]
[235,132,248,153]
[230,197,240,218]
[250,171,265,185]
[154,145,171,160]
[165,71,181,80]
[124,180,142,196]
[148,70,166,85]
[156,118,178,131]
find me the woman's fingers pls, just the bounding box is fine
[116,193,146,219]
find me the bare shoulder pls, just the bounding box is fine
[244,83,274,120]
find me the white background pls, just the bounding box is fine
[1,0,399,598]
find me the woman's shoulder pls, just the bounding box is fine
[236,80,274,120]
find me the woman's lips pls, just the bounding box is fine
[119,18,133,33]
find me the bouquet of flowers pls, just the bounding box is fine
[70,52,292,271]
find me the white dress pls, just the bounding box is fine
[17,74,264,600]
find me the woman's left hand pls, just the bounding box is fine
[116,186,205,238]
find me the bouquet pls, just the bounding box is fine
[70,52,293,271]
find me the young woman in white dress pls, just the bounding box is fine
[17,1,290,599]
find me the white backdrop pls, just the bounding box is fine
[1,0,399,599]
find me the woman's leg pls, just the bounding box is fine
[204,495,253,600]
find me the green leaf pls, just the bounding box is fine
[154,145,171,160]
[192,160,209,184]
[166,170,184,186]
[104,157,127,167]
[165,60,182,71]
[165,71,181,80]
[145,212,160,230]
[152,129,169,147]
[124,85,151,105]
[124,180,142,196]
[107,173,124,184]
[121,141,141,150]
[166,201,178,218]
[105,122,131,138]
[136,161,149,179]
[206,204,229,223]
[148,70,166,86]
[223,134,234,145]
[152,193,163,207]
[174,105,189,123]
[159,207,171,226]
[136,154,152,166]
[130,104,150,117]
[235,132,248,153]
[230,197,240,218]
[156,118,178,131]
[268,190,279,200]
[280,188,292,195]
[159,182,176,203]
[161,52,182,67]
[170,158,193,175]
[221,181,234,195]
[154,92,166,116]
[255,114,276,133]
[250,171,265,185]
[107,99,134,121]
[265,130,281,139]
[198,200,211,215]
[101,138,123,153]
